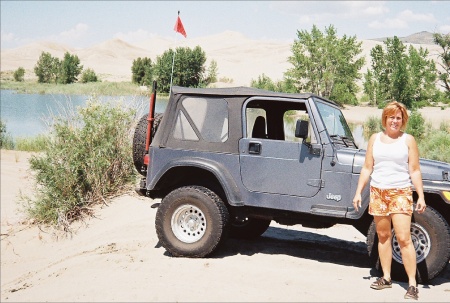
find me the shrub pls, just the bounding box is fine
[13,67,25,82]
[406,111,426,141]
[23,99,137,227]
[80,68,98,83]
[0,119,15,149]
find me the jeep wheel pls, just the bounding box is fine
[367,205,450,282]
[132,113,163,176]
[229,217,271,239]
[155,186,230,257]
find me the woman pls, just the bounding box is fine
[352,101,426,300]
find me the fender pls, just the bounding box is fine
[148,157,244,206]
[419,179,450,205]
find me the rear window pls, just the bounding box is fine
[173,97,229,143]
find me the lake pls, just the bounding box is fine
[0,90,167,138]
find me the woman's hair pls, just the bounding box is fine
[381,101,409,131]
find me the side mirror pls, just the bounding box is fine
[295,120,309,140]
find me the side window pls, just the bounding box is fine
[283,110,317,143]
[244,99,316,143]
[173,97,229,142]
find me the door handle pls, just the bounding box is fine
[248,142,261,154]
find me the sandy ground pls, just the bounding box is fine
[1,145,449,303]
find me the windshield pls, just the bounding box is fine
[316,101,355,142]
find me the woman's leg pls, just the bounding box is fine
[374,215,393,281]
[391,213,417,287]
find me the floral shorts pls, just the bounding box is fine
[369,186,413,216]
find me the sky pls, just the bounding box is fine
[1,1,450,50]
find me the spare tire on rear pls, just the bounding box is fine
[132,113,163,176]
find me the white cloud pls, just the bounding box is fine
[397,10,437,23]
[1,30,15,42]
[342,1,389,16]
[369,9,437,30]
[271,0,388,21]
[369,19,408,30]
[438,25,450,34]
[58,23,89,40]
[113,29,157,43]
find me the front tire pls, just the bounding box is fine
[367,205,450,282]
[155,186,229,257]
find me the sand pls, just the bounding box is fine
[1,149,449,303]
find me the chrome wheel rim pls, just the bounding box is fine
[171,204,206,243]
[392,223,431,264]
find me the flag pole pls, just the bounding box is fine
[169,11,180,96]
[169,39,177,96]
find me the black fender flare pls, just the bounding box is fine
[148,157,244,206]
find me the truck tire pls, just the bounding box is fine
[229,217,271,239]
[132,113,163,176]
[155,186,230,257]
[367,205,450,283]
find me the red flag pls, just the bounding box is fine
[174,15,187,38]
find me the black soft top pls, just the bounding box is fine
[170,86,337,105]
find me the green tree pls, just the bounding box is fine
[80,68,99,83]
[433,33,450,96]
[364,37,437,109]
[155,46,207,93]
[131,57,153,86]
[34,52,60,83]
[204,59,218,85]
[59,52,83,84]
[13,67,25,82]
[285,25,365,104]
[251,73,277,91]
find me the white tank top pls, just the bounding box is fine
[370,132,411,189]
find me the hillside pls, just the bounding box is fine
[371,31,436,44]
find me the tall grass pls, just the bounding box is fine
[21,98,139,228]
[15,135,50,152]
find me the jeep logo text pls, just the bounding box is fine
[326,193,341,202]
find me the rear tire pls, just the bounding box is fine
[367,205,450,282]
[132,113,163,176]
[155,186,230,257]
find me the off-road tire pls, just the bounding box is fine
[155,186,230,257]
[229,217,271,239]
[367,205,450,283]
[132,113,163,176]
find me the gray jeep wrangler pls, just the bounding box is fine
[133,83,450,282]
